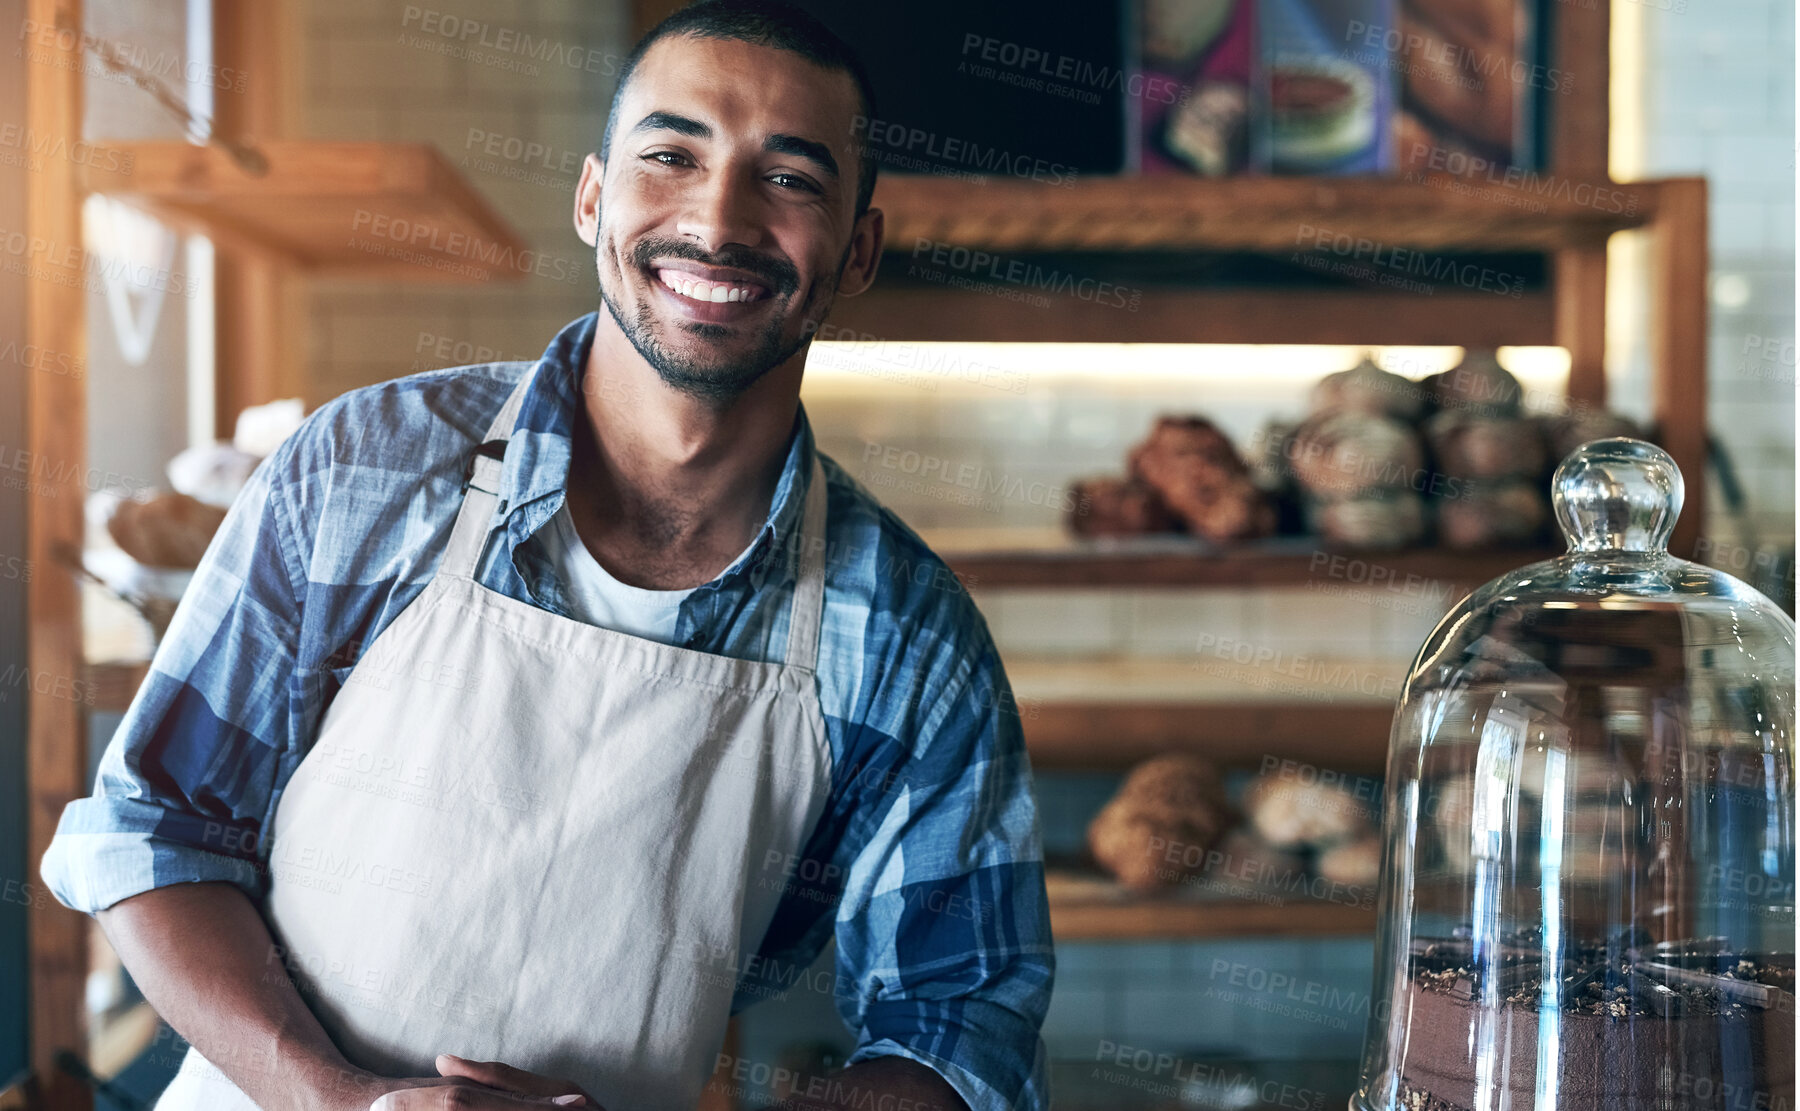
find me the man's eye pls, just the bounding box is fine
[769,173,819,193]
[645,151,688,166]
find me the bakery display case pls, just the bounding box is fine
[1352,439,1795,1111]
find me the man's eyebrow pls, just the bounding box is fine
[629,110,710,138]
[629,112,839,181]
[766,133,839,179]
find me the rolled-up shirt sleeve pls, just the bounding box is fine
[40,443,309,914]
[834,637,1055,1111]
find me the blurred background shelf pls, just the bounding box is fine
[1048,1055,1361,1110]
[1048,870,1378,940]
[78,140,528,282]
[831,285,1558,346]
[869,173,1653,253]
[928,528,1558,589]
[1008,657,1398,773]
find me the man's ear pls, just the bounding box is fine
[573,152,604,247]
[835,206,885,298]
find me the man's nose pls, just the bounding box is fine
[676,170,763,255]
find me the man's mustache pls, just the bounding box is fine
[630,237,800,297]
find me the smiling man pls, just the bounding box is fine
[39,3,1054,1110]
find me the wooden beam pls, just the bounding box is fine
[24,0,91,1106]
[211,0,294,437]
[1549,0,1609,178]
[1555,245,1609,407]
[1650,179,1708,561]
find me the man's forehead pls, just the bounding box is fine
[624,34,860,149]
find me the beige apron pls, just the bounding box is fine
[156,368,834,1111]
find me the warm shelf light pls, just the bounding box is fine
[803,342,1572,401]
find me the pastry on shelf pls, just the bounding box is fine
[1288,411,1426,500]
[1066,475,1181,537]
[1424,409,1546,481]
[1311,488,1428,549]
[166,442,260,509]
[1423,349,1524,417]
[1436,479,1547,550]
[1087,753,1231,893]
[1127,416,1275,543]
[1536,408,1642,465]
[104,490,228,570]
[1310,354,1427,423]
[1241,770,1374,849]
[1200,826,1307,894]
[1316,834,1382,887]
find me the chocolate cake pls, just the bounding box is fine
[1397,931,1795,1111]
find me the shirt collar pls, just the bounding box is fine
[496,312,816,586]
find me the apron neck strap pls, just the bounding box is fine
[782,455,828,672]
[444,371,830,671]
[442,367,536,579]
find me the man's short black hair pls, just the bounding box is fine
[601,0,880,218]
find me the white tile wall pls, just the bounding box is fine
[1637,0,1795,545]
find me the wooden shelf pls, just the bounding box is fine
[1050,1055,1360,1111]
[869,173,1654,254]
[936,530,1558,590]
[831,285,1557,347]
[1008,656,1399,772]
[77,140,529,283]
[1048,870,1377,940]
[1024,701,1393,774]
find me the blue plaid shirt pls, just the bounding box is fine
[42,312,1053,1111]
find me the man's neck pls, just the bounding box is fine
[565,317,803,591]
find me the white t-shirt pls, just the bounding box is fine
[538,501,698,645]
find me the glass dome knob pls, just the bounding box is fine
[1551,436,1683,553]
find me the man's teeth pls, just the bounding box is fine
[657,269,764,303]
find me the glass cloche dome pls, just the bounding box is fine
[1352,439,1795,1111]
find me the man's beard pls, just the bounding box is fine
[598,232,840,404]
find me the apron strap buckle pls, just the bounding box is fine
[462,438,510,494]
